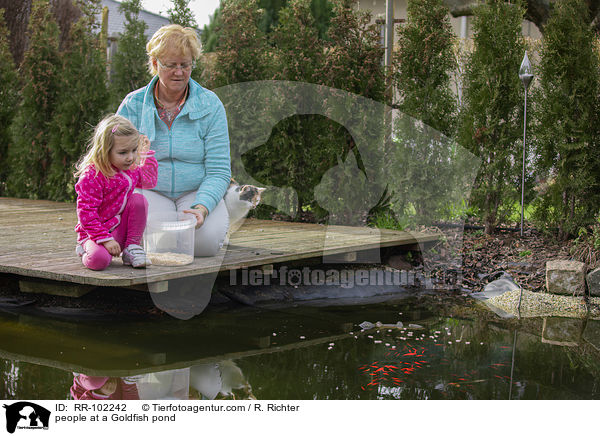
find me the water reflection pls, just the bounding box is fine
[70,364,252,400]
[1,296,600,400]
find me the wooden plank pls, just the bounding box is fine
[0,197,440,292]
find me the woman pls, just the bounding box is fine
[117,24,230,256]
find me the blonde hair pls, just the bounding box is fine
[146,24,202,76]
[75,114,140,179]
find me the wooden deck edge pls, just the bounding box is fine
[19,278,95,298]
[0,232,440,290]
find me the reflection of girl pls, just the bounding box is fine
[70,374,140,400]
[70,370,189,400]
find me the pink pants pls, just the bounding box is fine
[81,193,148,271]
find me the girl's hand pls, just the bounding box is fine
[183,205,208,229]
[139,135,151,154]
[102,240,121,256]
[138,135,151,166]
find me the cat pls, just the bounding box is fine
[224,179,265,241]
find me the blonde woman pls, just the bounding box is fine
[74,114,157,270]
[117,24,231,257]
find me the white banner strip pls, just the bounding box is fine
[0,400,593,435]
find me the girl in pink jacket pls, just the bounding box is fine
[75,114,158,270]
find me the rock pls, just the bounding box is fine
[545,260,586,296]
[386,255,413,271]
[408,323,424,330]
[483,276,520,296]
[587,268,600,296]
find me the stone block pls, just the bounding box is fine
[587,268,600,296]
[545,260,586,296]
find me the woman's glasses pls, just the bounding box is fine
[157,58,194,71]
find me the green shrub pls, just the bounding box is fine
[393,0,457,137]
[47,0,109,201]
[6,0,61,199]
[532,0,600,239]
[211,0,273,89]
[457,0,526,234]
[109,0,150,109]
[167,0,197,27]
[0,9,19,195]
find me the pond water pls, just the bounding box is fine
[1,291,600,400]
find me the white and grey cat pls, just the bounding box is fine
[224,179,265,236]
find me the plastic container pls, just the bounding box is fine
[143,212,196,266]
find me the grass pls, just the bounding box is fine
[368,210,410,231]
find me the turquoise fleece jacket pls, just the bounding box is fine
[117,76,231,213]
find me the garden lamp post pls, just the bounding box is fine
[519,52,533,237]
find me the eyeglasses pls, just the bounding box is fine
[157,58,194,71]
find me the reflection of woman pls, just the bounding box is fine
[117,25,231,256]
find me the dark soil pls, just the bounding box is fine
[458,227,572,293]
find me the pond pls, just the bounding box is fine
[1,289,600,400]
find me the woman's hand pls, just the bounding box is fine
[101,240,121,256]
[184,205,208,229]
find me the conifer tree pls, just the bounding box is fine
[394,0,457,136]
[47,0,109,201]
[533,0,600,238]
[389,0,459,224]
[457,0,526,234]
[109,0,149,109]
[168,0,197,27]
[319,0,384,100]
[212,0,272,87]
[201,0,332,52]
[6,0,61,198]
[0,9,19,195]
[242,0,385,216]
[246,0,329,212]
[272,0,322,82]
[201,5,222,52]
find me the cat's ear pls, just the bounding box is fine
[257,187,266,194]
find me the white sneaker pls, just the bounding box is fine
[75,245,85,257]
[122,244,151,268]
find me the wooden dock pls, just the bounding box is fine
[0,197,439,296]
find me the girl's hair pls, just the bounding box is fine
[146,24,201,76]
[75,114,140,179]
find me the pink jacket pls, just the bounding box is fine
[75,152,158,244]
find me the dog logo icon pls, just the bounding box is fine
[2,402,50,433]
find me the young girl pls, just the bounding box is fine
[74,114,158,270]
